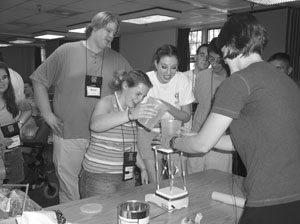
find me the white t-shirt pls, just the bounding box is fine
[146,70,195,120]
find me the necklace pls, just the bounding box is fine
[114,91,127,111]
[0,103,6,111]
[114,91,136,152]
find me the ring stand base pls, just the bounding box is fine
[145,186,189,211]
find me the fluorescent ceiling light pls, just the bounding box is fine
[0,43,11,47]
[68,22,88,34]
[246,0,299,5]
[68,27,86,34]
[35,34,64,39]
[9,37,34,44]
[34,31,65,40]
[122,15,175,24]
[120,7,181,25]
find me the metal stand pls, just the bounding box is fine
[145,146,188,211]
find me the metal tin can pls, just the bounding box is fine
[117,200,150,224]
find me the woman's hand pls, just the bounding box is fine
[140,169,149,185]
[129,103,157,120]
[157,99,191,123]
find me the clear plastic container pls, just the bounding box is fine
[138,97,168,130]
[161,119,182,137]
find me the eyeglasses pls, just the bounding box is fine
[208,56,223,64]
[0,75,8,82]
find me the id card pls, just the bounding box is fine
[1,122,21,149]
[85,75,102,98]
[122,152,137,181]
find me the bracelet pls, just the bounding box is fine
[127,108,133,121]
[169,136,178,151]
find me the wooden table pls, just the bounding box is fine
[46,170,245,224]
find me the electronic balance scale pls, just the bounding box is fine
[145,145,189,211]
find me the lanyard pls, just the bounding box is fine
[114,92,136,152]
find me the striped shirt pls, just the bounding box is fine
[82,101,136,174]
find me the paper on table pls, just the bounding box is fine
[211,191,245,208]
[16,211,58,224]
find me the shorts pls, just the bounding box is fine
[79,169,135,199]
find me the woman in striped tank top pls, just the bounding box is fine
[79,70,157,199]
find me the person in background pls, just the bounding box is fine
[183,44,210,93]
[21,80,45,140]
[164,13,300,223]
[267,52,293,76]
[183,44,210,130]
[79,70,156,199]
[0,52,26,104]
[0,62,31,184]
[30,11,132,203]
[187,37,231,174]
[24,80,40,119]
[138,44,195,183]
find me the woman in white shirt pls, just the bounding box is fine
[137,44,194,183]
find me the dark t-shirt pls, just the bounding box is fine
[212,61,300,207]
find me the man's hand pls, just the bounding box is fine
[151,133,161,147]
[151,133,176,149]
[43,112,64,136]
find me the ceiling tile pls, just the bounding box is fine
[69,0,123,10]
[0,7,34,24]
[0,0,295,42]
[0,0,27,10]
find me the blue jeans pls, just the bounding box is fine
[79,169,135,199]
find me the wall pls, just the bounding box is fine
[252,8,288,60]
[0,46,35,80]
[120,29,177,72]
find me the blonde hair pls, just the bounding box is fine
[110,70,153,91]
[85,11,120,38]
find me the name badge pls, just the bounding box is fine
[85,75,102,98]
[1,122,21,149]
[122,151,137,181]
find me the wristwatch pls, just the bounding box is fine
[169,136,178,151]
